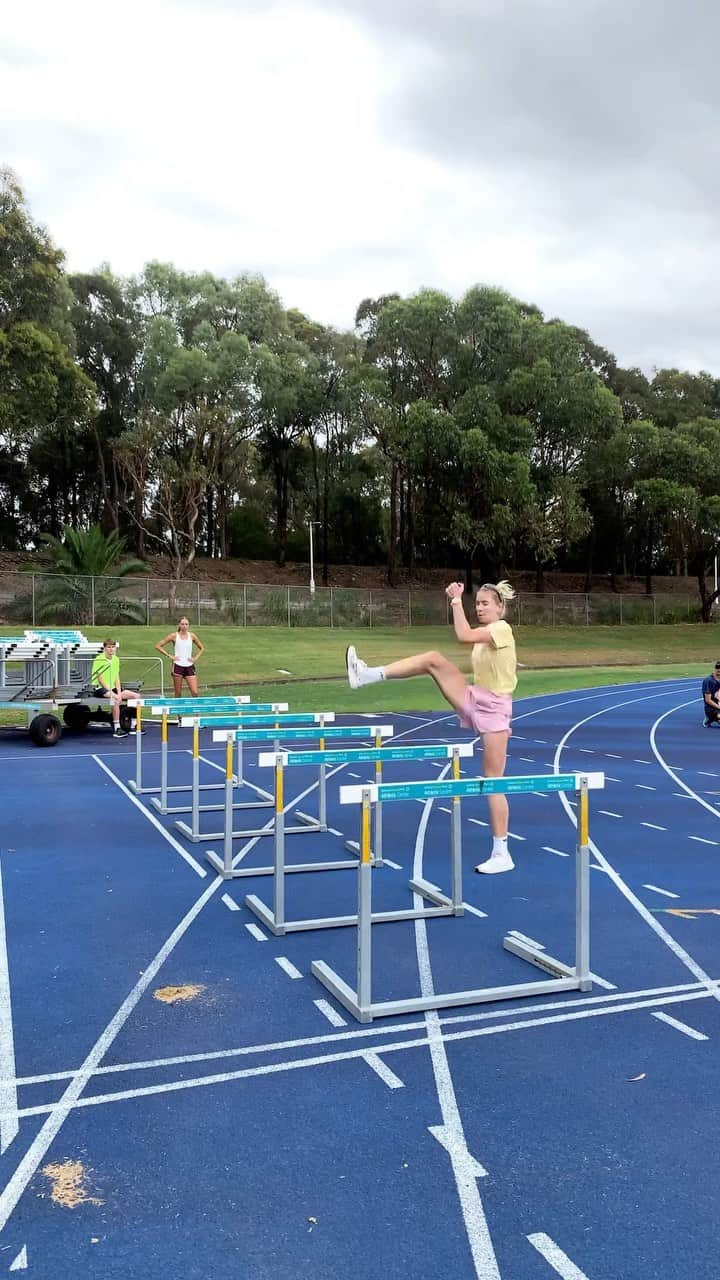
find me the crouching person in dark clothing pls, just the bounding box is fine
[702,662,720,726]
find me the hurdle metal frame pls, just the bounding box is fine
[127,697,252,795]
[204,723,394,878]
[311,770,604,1022]
[173,712,335,835]
[245,742,475,935]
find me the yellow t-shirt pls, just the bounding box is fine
[471,620,517,695]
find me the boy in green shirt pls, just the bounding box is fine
[90,639,134,738]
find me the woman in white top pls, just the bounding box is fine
[155,617,205,697]
[345,581,517,874]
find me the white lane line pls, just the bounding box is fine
[641,822,666,832]
[508,831,526,842]
[635,784,656,791]
[0,855,18,1152]
[463,903,488,919]
[673,792,694,800]
[8,1245,27,1272]
[578,749,595,754]
[9,981,718,1094]
[468,818,488,828]
[221,894,240,911]
[558,692,720,1007]
[697,771,718,778]
[275,956,302,980]
[8,987,720,1125]
[688,836,718,846]
[590,864,608,873]
[598,810,622,818]
[93,756,207,878]
[518,757,536,763]
[327,828,345,838]
[542,846,570,858]
[507,930,544,950]
[429,1125,488,1177]
[604,776,622,783]
[383,859,403,870]
[633,759,652,764]
[245,924,268,942]
[651,1011,709,1041]
[314,999,347,1028]
[527,1232,590,1279]
[643,885,679,899]
[532,791,549,798]
[439,807,452,815]
[605,753,622,759]
[348,773,361,779]
[411,773,501,1280]
[589,973,616,991]
[363,1052,404,1089]
[532,739,548,745]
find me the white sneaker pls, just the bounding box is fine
[346,645,369,689]
[474,851,515,875]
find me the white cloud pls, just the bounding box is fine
[3,0,720,372]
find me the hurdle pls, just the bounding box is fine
[245,741,475,935]
[127,696,253,796]
[205,723,393,878]
[311,769,604,1023]
[147,703,292,815]
[173,713,335,835]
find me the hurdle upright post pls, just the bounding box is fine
[357,788,373,1015]
[273,757,285,930]
[373,731,383,865]
[575,776,591,989]
[133,704,143,791]
[158,709,168,809]
[222,736,235,875]
[450,747,463,909]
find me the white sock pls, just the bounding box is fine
[492,836,509,857]
[359,665,385,686]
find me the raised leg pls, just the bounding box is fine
[383,651,468,714]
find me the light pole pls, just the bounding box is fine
[308,521,320,595]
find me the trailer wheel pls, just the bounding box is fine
[29,714,62,747]
[63,704,91,731]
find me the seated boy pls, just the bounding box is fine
[90,639,135,738]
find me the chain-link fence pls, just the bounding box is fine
[0,571,701,628]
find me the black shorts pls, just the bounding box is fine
[173,663,196,678]
[92,686,111,698]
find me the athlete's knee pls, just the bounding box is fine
[426,650,446,671]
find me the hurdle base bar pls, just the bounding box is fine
[206,852,358,880]
[178,816,328,844]
[245,890,462,936]
[344,838,383,867]
[503,935,592,990]
[311,961,585,1024]
[153,791,274,817]
[129,780,226,798]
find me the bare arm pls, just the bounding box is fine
[191,633,205,660]
[155,632,175,657]
[449,599,496,645]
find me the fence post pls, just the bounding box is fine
[91,576,96,626]
[551,594,556,626]
[31,575,36,627]
[368,590,373,628]
[585,593,589,625]
[146,579,150,626]
[197,581,201,626]
[517,594,521,626]
[243,583,247,627]
[408,590,413,627]
[287,586,291,628]
[619,595,623,626]
[653,596,657,625]
[330,587,334,629]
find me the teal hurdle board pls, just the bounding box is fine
[258,744,472,769]
[186,712,334,728]
[339,771,605,805]
[212,724,393,744]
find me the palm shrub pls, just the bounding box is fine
[13,526,148,625]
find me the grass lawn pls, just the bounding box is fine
[78,623,712,712]
[0,625,710,725]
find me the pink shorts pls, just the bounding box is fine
[458,686,512,736]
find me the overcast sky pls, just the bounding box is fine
[3,0,720,373]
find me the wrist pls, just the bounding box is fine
[450,598,462,606]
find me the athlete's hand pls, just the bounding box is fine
[445,582,464,601]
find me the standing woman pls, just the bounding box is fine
[155,617,205,697]
[346,581,517,874]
